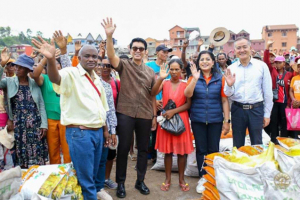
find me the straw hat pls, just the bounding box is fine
[209,27,230,46]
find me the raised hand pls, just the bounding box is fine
[32,36,56,59]
[224,68,236,87]
[209,43,215,49]
[190,62,200,80]
[183,40,189,48]
[55,48,61,58]
[30,51,39,59]
[0,47,11,66]
[198,38,204,46]
[53,30,67,51]
[75,41,82,53]
[101,17,116,37]
[267,40,274,49]
[159,63,169,79]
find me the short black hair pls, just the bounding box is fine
[129,38,147,50]
[196,50,219,75]
[169,58,184,69]
[217,53,227,59]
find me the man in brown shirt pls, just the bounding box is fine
[102,18,156,198]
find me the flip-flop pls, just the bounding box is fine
[161,182,171,191]
[179,183,190,192]
[129,154,137,161]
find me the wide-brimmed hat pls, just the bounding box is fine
[290,46,298,52]
[209,27,230,47]
[292,59,300,72]
[12,54,34,71]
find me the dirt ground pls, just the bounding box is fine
[106,158,202,200]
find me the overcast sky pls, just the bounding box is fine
[0,0,299,46]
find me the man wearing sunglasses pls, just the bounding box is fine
[102,17,156,198]
[5,59,16,77]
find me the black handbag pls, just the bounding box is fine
[161,99,186,136]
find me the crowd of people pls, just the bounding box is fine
[0,17,300,200]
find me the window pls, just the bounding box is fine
[173,48,177,51]
[149,42,152,45]
[268,32,272,37]
[282,31,287,37]
[179,47,182,51]
[179,40,183,45]
[177,31,181,38]
[259,43,261,45]
[282,42,287,47]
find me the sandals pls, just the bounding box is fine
[160,182,171,191]
[129,153,137,161]
[179,183,190,192]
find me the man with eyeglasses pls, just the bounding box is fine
[224,37,273,148]
[4,58,16,77]
[102,17,156,198]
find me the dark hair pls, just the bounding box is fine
[119,55,129,59]
[168,58,184,69]
[196,50,219,75]
[129,38,147,50]
[56,57,61,66]
[217,53,227,59]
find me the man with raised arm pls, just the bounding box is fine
[102,18,156,198]
[32,36,109,200]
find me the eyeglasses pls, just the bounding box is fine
[131,47,145,52]
[102,64,112,68]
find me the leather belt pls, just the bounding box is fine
[66,125,100,131]
[233,101,263,110]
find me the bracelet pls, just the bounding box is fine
[153,115,157,119]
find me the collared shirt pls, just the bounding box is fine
[100,78,117,134]
[224,58,273,118]
[115,59,155,119]
[53,64,109,128]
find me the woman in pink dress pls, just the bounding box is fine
[151,58,193,192]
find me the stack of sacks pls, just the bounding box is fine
[201,152,229,200]
[151,151,178,172]
[20,164,83,200]
[214,143,275,200]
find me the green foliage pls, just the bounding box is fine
[0,26,49,47]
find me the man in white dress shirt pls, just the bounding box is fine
[224,37,273,148]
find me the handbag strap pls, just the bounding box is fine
[276,71,287,89]
[85,74,101,97]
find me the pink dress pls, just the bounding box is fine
[155,80,194,155]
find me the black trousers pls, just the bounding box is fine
[116,113,152,183]
[231,103,264,148]
[270,102,288,143]
[191,122,222,177]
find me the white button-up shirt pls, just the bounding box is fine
[224,58,273,118]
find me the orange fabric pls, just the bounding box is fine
[204,182,220,200]
[291,75,300,100]
[205,152,229,161]
[221,127,249,139]
[203,189,217,200]
[205,159,214,167]
[155,81,194,155]
[277,137,300,147]
[47,119,71,164]
[275,145,288,153]
[72,56,79,67]
[187,76,226,97]
[203,166,215,178]
[203,174,216,186]
[238,146,262,156]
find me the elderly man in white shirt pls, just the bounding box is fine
[224,37,273,148]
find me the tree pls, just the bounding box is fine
[0,27,6,37]
[26,29,32,38]
[5,27,11,36]
[36,31,43,37]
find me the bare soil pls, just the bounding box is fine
[107,158,202,200]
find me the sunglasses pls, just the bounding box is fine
[101,64,112,68]
[131,47,145,52]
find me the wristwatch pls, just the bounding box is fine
[224,119,231,123]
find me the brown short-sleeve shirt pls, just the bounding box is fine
[115,59,155,119]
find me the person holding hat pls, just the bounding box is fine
[146,44,172,163]
[0,48,48,168]
[268,56,293,143]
